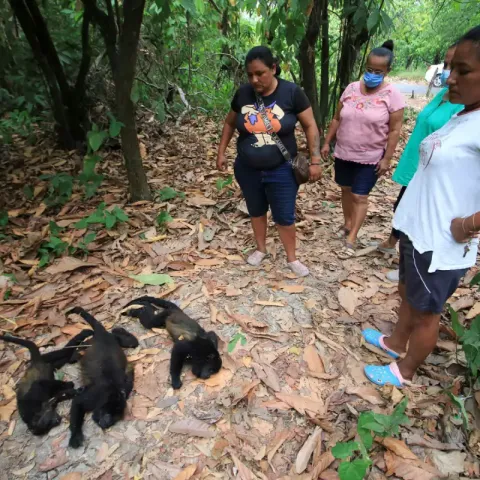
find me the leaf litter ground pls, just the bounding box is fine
[0,96,479,480]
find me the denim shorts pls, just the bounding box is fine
[234,159,298,226]
[399,233,467,314]
[334,158,378,195]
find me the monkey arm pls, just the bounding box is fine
[169,341,192,389]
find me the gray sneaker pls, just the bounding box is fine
[386,269,400,282]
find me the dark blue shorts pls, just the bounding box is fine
[334,158,378,195]
[399,233,467,314]
[234,159,298,226]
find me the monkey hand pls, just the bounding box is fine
[69,431,84,449]
[171,378,183,390]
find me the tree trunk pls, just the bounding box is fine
[319,0,329,129]
[298,0,322,128]
[116,0,151,201]
[84,0,151,201]
[9,0,87,148]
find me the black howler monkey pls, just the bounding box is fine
[122,296,222,389]
[0,329,93,435]
[66,307,134,448]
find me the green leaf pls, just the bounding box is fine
[338,459,371,480]
[156,211,173,226]
[471,272,480,287]
[367,8,381,33]
[449,304,465,338]
[131,83,140,104]
[157,187,179,201]
[105,211,117,230]
[87,130,108,152]
[228,332,243,353]
[129,273,173,286]
[358,427,374,450]
[155,101,166,123]
[216,175,233,191]
[74,218,89,230]
[49,221,64,236]
[0,211,8,228]
[380,10,394,31]
[112,206,129,222]
[240,334,247,346]
[194,0,205,15]
[23,185,34,200]
[353,4,367,31]
[448,392,469,430]
[332,441,360,460]
[3,288,11,300]
[109,117,124,138]
[83,232,97,244]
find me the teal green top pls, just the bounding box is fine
[392,88,464,186]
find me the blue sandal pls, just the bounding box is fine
[362,328,400,359]
[364,363,405,388]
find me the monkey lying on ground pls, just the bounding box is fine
[68,327,139,363]
[122,296,222,389]
[67,307,134,448]
[0,330,93,435]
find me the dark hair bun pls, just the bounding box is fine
[382,40,394,52]
[274,59,282,77]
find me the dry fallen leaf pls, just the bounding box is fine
[229,451,256,480]
[384,451,441,480]
[169,418,216,438]
[295,426,322,473]
[281,285,306,294]
[275,393,324,416]
[376,437,418,460]
[467,301,480,320]
[45,257,97,274]
[338,287,357,315]
[303,345,325,374]
[346,386,384,405]
[231,380,261,406]
[311,451,335,478]
[38,449,68,472]
[195,258,224,266]
[59,473,83,480]
[0,399,17,422]
[173,464,197,480]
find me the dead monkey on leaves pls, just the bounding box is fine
[123,296,222,389]
[0,330,93,435]
[67,307,134,448]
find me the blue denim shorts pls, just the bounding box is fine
[399,233,467,314]
[234,159,298,226]
[334,158,378,195]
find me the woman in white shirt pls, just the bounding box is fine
[361,25,480,387]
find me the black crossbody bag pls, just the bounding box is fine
[254,93,310,185]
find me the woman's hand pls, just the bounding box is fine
[375,158,391,177]
[217,154,227,172]
[320,143,331,160]
[450,217,476,243]
[309,164,322,182]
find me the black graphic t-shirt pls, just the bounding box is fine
[231,79,311,170]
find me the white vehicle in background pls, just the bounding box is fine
[425,63,444,87]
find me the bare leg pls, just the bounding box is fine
[380,233,399,249]
[396,310,441,380]
[383,283,413,354]
[340,187,353,231]
[276,224,296,263]
[346,193,368,244]
[250,215,267,253]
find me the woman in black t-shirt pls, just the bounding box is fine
[217,46,322,277]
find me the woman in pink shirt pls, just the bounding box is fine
[321,40,405,256]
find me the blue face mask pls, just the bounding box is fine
[441,69,450,87]
[364,71,384,88]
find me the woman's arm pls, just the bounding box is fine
[321,101,343,159]
[217,110,237,171]
[376,109,404,176]
[451,211,480,243]
[297,107,322,181]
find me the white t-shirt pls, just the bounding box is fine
[393,109,480,273]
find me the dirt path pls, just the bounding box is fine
[0,107,478,480]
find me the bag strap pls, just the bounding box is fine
[255,93,292,163]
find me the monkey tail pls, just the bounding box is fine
[0,334,42,362]
[124,296,180,311]
[68,307,107,335]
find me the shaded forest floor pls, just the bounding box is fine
[0,93,479,480]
